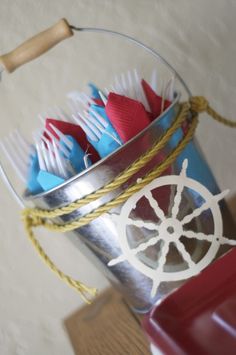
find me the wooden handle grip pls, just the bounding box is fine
[0,18,73,73]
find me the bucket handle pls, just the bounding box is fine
[0,18,73,73]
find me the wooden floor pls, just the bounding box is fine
[64,288,150,355]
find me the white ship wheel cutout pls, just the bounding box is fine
[108,159,236,298]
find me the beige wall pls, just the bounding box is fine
[0,1,236,354]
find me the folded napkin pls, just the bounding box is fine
[105,93,151,143]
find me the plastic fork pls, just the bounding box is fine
[33,137,67,191]
[107,69,151,112]
[0,130,34,184]
[46,123,91,172]
[70,91,122,144]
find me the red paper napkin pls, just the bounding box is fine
[141,79,171,120]
[105,93,151,143]
[45,118,100,163]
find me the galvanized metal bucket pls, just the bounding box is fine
[19,28,235,312]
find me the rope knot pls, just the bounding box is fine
[190,96,209,113]
[22,209,44,228]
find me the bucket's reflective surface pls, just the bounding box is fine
[25,95,236,312]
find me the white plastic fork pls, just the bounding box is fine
[150,68,158,93]
[71,93,109,128]
[83,111,122,145]
[107,69,151,112]
[165,76,175,102]
[0,130,34,184]
[34,135,70,179]
[41,136,58,175]
[72,107,122,146]
[98,90,108,105]
[72,113,100,142]
[46,124,91,170]
[44,126,70,158]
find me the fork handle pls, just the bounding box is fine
[0,18,73,73]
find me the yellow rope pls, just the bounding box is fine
[21,96,236,302]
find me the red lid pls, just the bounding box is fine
[143,248,236,355]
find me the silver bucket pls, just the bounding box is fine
[25,100,235,312]
[20,28,235,312]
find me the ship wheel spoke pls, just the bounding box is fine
[174,240,195,268]
[127,218,158,231]
[171,159,188,218]
[151,241,170,297]
[145,190,165,221]
[181,190,228,225]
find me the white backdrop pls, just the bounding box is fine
[0,1,236,354]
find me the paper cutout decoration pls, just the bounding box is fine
[108,159,236,298]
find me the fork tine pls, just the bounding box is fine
[51,139,68,179]
[85,111,122,145]
[160,80,166,114]
[0,159,25,207]
[49,124,73,151]
[133,69,143,103]
[133,69,150,111]
[150,68,158,92]
[38,112,47,125]
[89,107,108,128]
[44,127,70,158]
[165,76,175,101]
[84,111,105,132]
[121,73,127,92]
[79,113,102,140]
[5,136,28,174]
[54,106,72,122]
[127,70,137,100]
[9,132,30,166]
[40,141,52,173]
[98,90,108,105]
[66,100,78,116]
[110,84,117,93]
[67,90,85,103]
[72,114,99,142]
[80,92,97,106]
[14,129,32,156]
[0,140,27,183]
[114,76,124,95]
[104,88,109,95]
[41,136,58,175]
[35,140,46,171]
[46,107,59,120]
[121,73,130,97]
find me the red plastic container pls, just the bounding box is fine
[143,248,236,355]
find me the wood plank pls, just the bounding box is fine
[64,288,150,355]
